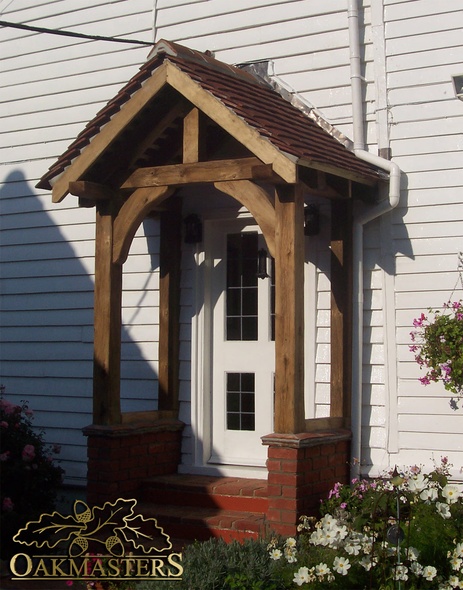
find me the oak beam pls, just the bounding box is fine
[158,202,182,412]
[113,186,174,264]
[166,62,298,183]
[93,201,123,425]
[183,107,206,164]
[274,184,306,433]
[51,62,168,203]
[68,181,115,202]
[214,179,276,258]
[330,200,353,421]
[121,157,277,189]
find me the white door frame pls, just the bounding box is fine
[185,211,271,477]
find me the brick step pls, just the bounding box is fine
[139,502,267,543]
[139,474,268,513]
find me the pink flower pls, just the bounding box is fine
[22,444,36,462]
[0,421,8,428]
[2,497,14,511]
[65,581,73,587]
[0,399,17,415]
[413,313,427,328]
[0,451,10,461]
[419,376,431,386]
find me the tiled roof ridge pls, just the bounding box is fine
[148,39,273,90]
[37,39,381,192]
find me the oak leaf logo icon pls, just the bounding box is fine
[13,498,172,556]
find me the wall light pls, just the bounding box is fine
[257,249,269,279]
[452,75,463,101]
[304,204,320,236]
[184,214,202,244]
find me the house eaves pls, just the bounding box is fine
[37,39,382,203]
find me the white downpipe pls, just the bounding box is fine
[347,0,401,480]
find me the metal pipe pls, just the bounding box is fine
[347,0,401,480]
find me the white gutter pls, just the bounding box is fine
[347,0,401,480]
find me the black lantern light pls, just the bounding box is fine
[184,214,202,244]
[304,204,320,236]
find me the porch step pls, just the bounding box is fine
[138,474,268,543]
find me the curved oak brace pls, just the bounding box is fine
[213,180,276,258]
[113,186,174,264]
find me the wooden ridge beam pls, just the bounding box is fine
[121,157,278,189]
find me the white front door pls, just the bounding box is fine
[206,219,275,469]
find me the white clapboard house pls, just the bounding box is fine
[1,0,462,538]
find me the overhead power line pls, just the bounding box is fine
[0,19,155,46]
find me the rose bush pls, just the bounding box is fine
[0,390,64,559]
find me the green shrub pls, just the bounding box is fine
[137,537,288,590]
[0,392,64,559]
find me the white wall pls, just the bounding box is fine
[1,0,462,484]
[0,0,156,484]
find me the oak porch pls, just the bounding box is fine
[37,40,381,534]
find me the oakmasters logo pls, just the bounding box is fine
[9,498,182,582]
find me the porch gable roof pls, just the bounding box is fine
[37,39,382,203]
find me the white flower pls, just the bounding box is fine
[450,555,462,571]
[448,574,463,588]
[333,556,351,575]
[406,546,420,561]
[442,484,461,504]
[410,561,424,576]
[423,565,438,581]
[420,486,438,503]
[293,566,310,586]
[320,514,337,528]
[345,541,361,555]
[315,562,330,577]
[394,564,409,581]
[359,556,374,571]
[285,536,297,548]
[455,543,463,558]
[436,501,452,519]
[269,548,282,560]
[408,473,427,492]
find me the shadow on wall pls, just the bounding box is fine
[0,170,160,485]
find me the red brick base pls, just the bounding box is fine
[83,418,184,505]
[262,429,351,536]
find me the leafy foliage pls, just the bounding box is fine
[410,301,463,398]
[0,391,64,559]
[138,460,463,589]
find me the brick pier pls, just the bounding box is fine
[262,429,351,536]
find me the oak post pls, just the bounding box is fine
[93,200,123,425]
[330,199,353,421]
[158,200,182,411]
[274,184,306,433]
